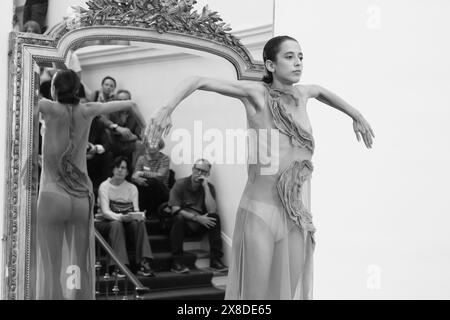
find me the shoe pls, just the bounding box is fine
[111,268,126,278]
[209,259,228,272]
[170,262,189,274]
[137,261,155,277]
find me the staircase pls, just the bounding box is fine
[95,217,227,300]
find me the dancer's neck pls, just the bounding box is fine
[270,79,295,93]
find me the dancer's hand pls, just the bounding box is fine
[196,214,217,229]
[353,114,374,149]
[146,107,173,149]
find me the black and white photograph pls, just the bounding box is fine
[0,0,448,303]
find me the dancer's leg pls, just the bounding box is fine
[66,195,93,299]
[287,226,306,298]
[36,191,70,300]
[240,213,275,299]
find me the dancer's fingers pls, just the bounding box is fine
[355,130,361,142]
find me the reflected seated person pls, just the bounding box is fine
[168,159,228,274]
[95,156,155,277]
[109,89,143,168]
[132,138,170,218]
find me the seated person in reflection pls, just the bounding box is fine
[95,156,155,277]
[168,159,228,274]
[132,138,170,218]
[87,108,114,200]
[87,78,138,176]
[90,75,117,102]
[109,89,143,167]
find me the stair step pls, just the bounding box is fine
[95,217,225,300]
[96,251,199,273]
[96,268,215,296]
[143,286,225,300]
[145,218,168,235]
[148,234,171,253]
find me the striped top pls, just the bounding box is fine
[134,151,170,187]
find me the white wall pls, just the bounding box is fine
[0,1,14,300]
[275,0,450,299]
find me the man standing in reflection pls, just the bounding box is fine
[168,159,228,274]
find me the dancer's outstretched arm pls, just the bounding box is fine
[305,84,375,148]
[85,100,147,129]
[147,76,262,146]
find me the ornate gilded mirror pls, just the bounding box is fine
[5,0,269,299]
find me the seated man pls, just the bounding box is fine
[132,138,170,218]
[168,159,228,274]
[95,156,155,277]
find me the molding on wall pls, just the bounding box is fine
[77,24,273,70]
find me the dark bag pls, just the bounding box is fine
[157,201,173,232]
[109,200,134,214]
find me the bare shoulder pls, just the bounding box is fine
[38,98,55,113]
[240,81,266,110]
[242,80,266,97]
[295,84,322,99]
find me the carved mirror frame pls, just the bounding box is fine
[4,0,264,299]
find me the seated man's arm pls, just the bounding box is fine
[169,182,197,221]
[202,181,217,214]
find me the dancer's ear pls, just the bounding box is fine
[265,59,276,73]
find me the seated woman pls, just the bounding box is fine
[95,156,155,277]
[132,139,170,218]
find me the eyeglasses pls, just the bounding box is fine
[193,166,209,175]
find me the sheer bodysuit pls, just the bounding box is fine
[225,84,316,300]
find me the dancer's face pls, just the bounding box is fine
[102,79,116,96]
[113,160,128,180]
[267,40,303,84]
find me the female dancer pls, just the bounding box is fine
[147,35,374,299]
[36,69,146,299]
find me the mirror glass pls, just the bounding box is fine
[17,0,274,299]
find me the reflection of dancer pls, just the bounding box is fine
[148,36,374,300]
[36,70,146,300]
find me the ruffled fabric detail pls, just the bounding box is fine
[265,85,315,153]
[277,160,315,233]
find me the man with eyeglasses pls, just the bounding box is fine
[168,159,228,274]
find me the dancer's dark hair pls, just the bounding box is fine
[53,69,81,104]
